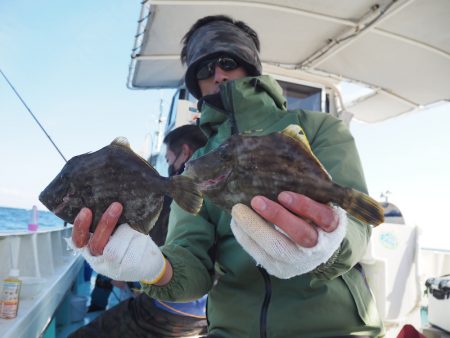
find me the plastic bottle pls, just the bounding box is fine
[28,205,39,231]
[0,269,22,319]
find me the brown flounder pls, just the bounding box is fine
[184,125,384,226]
[39,137,203,234]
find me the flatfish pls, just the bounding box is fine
[39,137,203,234]
[184,125,383,226]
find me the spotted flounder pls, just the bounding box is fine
[184,125,384,226]
[39,137,203,234]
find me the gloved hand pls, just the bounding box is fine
[67,223,166,283]
[230,203,347,279]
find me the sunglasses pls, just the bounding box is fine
[195,57,240,80]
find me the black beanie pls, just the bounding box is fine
[184,20,262,99]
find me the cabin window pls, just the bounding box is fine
[277,80,324,112]
[166,88,188,134]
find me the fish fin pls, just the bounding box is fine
[111,136,161,175]
[345,189,384,226]
[281,124,332,179]
[111,136,131,149]
[170,175,203,214]
[281,124,312,151]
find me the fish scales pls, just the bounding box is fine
[188,132,333,209]
[185,125,384,226]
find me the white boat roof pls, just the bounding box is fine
[127,0,450,123]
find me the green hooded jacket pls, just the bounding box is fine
[143,75,383,338]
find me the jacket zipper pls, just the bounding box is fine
[221,81,240,135]
[258,267,271,338]
[222,81,272,337]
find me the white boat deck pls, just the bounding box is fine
[0,227,82,338]
[0,253,83,337]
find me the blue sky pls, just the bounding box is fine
[350,104,450,249]
[1,1,449,248]
[1,0,173,206]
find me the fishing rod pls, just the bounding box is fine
[0,68,68,162]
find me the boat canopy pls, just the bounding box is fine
[127,0,450,123]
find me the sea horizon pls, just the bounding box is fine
[0,205,65,233]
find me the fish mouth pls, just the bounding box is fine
[52,194,74,215]
[197,170,231,191]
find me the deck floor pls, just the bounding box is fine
[55,273,124,338]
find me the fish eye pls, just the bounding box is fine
[219,147,231,161]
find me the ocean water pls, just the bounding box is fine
[0,206,65,233]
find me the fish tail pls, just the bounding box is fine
[344,189,384,226]
[170,175,203,214]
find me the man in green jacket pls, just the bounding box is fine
[72,15,383,338]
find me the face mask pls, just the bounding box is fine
[168,162,185,176]
[168,164,177,176]
[168,151,186,176]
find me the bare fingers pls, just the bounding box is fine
[251,196,318,247]
[88,202,123,256]
[72,208,93,248]
[278,192,339,232]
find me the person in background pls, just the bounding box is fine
[72,15,383,338]
[69,125,208,338]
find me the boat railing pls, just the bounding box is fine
[361,222,450,337]
[0,226,75,279]
[0,226,84,338]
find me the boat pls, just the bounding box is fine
[1,1,449,337]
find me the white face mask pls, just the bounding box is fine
[168,153,182,176]
[167,147,190,176]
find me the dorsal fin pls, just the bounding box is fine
[280,124,331,179]
[111,136,131,149]
[280,125,311,151]
[110,136,160,175]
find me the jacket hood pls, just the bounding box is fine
[197,75,288,139]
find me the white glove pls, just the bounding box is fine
[66,223,166,283]
[230,204,347,279]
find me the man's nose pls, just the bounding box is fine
[213,65,229,83]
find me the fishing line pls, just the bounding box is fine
[0,68,67,162]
